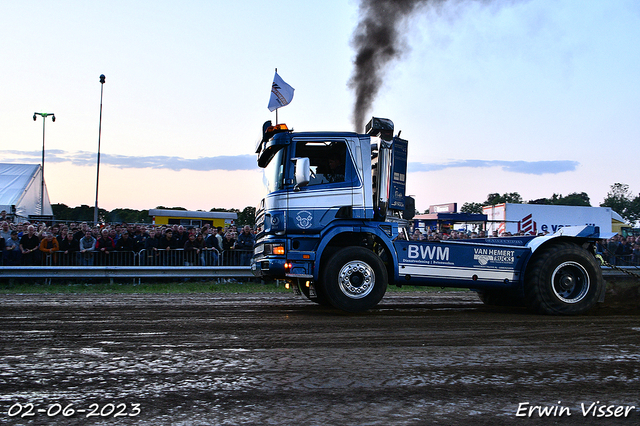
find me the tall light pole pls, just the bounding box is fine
[94,74,105,225]
[33,112,56,215]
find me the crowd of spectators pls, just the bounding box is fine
[406,228,513,241]
[596,234,640,266]
[0,220,256,267]
[2,219,638,267]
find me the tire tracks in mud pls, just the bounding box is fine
[0,292,638,425]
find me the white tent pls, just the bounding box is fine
[0,164,52,221]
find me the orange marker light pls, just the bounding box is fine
[267,124,289,133]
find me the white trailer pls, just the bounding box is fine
[483,203,623,236]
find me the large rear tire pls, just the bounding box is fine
[524,243,603,315]
[321,247,387,313]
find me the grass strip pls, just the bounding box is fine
[0,279,468,294]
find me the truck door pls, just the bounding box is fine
[288,137,362,233]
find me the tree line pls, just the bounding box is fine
[51,204,257,226]
[50,183,640,227]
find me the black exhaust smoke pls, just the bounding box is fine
[349,0,432,132]
[349,0,497,132]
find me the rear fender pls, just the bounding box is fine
[527,225,614,255]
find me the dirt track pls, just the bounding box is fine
[0,291,639,425]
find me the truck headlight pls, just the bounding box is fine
[264,244,285,255]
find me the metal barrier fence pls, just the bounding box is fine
[0,249,255,282]
[600,254,640,266]
[6,249,253,267]
[30,251,640,268]
[0,266,253,280]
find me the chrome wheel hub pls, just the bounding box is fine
[338,260,375,299]
[551,261,590,304]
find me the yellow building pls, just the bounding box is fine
[148,209,236,228]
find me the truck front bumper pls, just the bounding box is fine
[251,256,286,278]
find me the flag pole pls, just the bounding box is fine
[269,67,293,123]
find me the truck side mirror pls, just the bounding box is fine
[293,157,310,191]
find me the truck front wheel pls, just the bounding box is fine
[321,247,387,313]
[524,243,603,315]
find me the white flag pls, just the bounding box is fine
[268,72,295,112]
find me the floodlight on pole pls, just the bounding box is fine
[94,74,105,225]
[33,112,56,215]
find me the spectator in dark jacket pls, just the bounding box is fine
[222,231,236,265]
[143,229,159,265]
[73,222,89,241]
[158,229,177,250]
[619,237,634,265]
[173,226,188,248]
[132,228,146,252]
[236,225,255,265]
[205,229,221,251]
[115,232,134,251]
[607,236,620,265]
[184,233,205,266]
[204,228,221,265]
[59,232,80,265]
[20,225,41,265]
[158,229,178,265]
[115,231,135,265]
[96,229,115,265]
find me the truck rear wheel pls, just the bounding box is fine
[524,243,603,315]
[322,247,387,313]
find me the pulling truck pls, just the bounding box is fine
[251,118,611,315]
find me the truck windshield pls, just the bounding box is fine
[263,146,286,193]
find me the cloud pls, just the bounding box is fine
[0,150,579,175]
[0,150,257,172]
[408,159,580,175]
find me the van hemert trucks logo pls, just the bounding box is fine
[473,248,515,265]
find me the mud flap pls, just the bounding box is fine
[598,279,607,303]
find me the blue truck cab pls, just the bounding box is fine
[252,118,610,315]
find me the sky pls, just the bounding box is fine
[1,0,639,214]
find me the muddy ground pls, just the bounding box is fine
[0,291,639,425]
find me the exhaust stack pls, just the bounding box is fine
[366,117,394,220]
